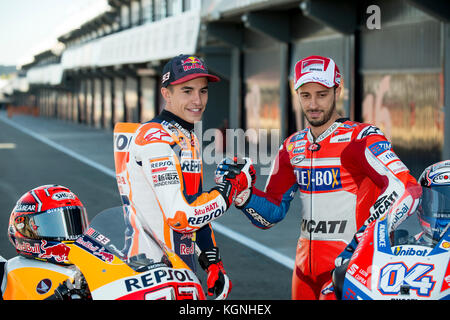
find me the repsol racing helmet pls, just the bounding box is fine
[8,185,88,264]
[417,161,450,243]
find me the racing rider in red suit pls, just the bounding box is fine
[218,56,421,299]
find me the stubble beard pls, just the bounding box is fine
[305,100,337,128]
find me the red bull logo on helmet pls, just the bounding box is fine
[14,239,41,254]
[181,56,206,72]
[39,240,70,263]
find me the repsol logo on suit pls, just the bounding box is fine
[181,159,201,173]
[295,167,342,191]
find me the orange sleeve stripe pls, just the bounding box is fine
[189,189,222,207]
[208,223,217,246]
[163,221,173,249]
[114,152,128,174]
[167,211,190,231]
[114,122,140,133]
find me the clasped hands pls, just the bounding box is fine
[214,157,256,208]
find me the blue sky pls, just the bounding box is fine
[0,0,106,67]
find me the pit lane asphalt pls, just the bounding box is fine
[0,111,296,299]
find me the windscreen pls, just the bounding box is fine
[86,206,170,268]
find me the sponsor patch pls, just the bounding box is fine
[388,160,409,174]
[194,201,220,216]
[39,240,71,263]
[289,131,306,142]
[295,140,307,147]
[301,58,325,73]
[114,132,134,152]
[75,235,116,263]
[36,279,52,295]
[181,56,206,71]
[15,204,36,212]
[295,167,342,192]
[152,172,180,187]
[357,125,384,140]
[394,246,429,256]
[439,241,450,250]
[123,267,197,293]
[150,158,176,173]
[367,191,398,225]
[377,150,399,165]
[330,131,352,143]
[291,155,305,165]
[431,172,450,184]
[368,141,391,156]
[144,128,173,143]
[390,202,410,227]
[180,243,195,255]
[181,159,201,173]
[180,150,193,158]
[301,219,347,234]
[293,147,305,154]
[187,206,225,225]
[52,191,76,201]
[245,207,274,228]
[14,240,40,254]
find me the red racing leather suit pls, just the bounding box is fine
[114,110,229,272]
[238,118,421,299]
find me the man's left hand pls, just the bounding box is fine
[198,247,232,299]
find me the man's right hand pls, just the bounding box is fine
[214,157,256,209]
[215,157,256,194]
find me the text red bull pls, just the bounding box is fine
[94,248,114,263]
[181,56,205,71]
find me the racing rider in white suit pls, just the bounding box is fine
[115,55,252,299]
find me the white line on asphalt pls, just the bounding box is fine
[0,143,16,149]
[210,222,295,270]
[0,114,295,270]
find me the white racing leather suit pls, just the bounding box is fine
[114,110,228,271]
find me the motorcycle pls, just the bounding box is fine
[2,206,206,300]
[331,206,450,300]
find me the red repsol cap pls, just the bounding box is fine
[161,54,220,87]
[294,55,341,90]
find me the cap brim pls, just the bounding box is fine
[171,73,220,85]
[294,79,335,90]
